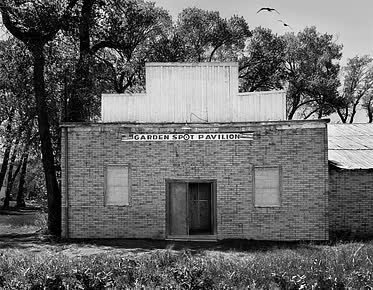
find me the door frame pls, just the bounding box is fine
[165,179,217,238]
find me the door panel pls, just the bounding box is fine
[189,183,199,230]
[189,200,199,230]
[168,181,214,236]
[198,200,211,230]
[188,183,212,234]
[169,182,188,235]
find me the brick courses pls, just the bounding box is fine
[61,120,329,240]
[329,167,373,238]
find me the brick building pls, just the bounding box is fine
[328,124,373,238]
[61,63,329,240]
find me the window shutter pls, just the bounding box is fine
[106,166,129,205]
[255,167,280,207]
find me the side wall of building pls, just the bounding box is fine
[61,122,329,240]
[329,168,373,238]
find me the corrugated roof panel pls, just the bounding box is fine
[329,150,373,169]
[328,124,373,169]
[328,136,373,149]
[328,123,373,136]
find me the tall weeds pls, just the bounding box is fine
[0,242,373,289]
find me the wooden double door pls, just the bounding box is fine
[168,181,215,236]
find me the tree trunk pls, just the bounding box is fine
[67,0,94,122]
[16,151,29,208]
[349,104,358,123]
[336,108,347,123]
[3,141,18,209]
[62,69,69,122]
[317,107,323,119]
[0,143,11,193]
[368,105,373,123]
[287,93,301,120]
[287,106,297,120]
[31,43,61,236]
[0,115,13,191]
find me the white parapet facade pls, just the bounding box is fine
[101,62,286,123]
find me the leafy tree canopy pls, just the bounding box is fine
[284,26,343,119]
[176,7,251,62]
[239,27,286,92]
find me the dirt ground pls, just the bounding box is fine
[0,206,162,256]
[0,204,324,257]
[0,206,188,256]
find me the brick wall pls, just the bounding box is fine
[329,167,373,238]
[61,121,329,240]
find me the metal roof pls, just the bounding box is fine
[328,123,373,169]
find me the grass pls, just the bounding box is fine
[0,204,45,235]
[1,241,373,289]
[1,209,373,288]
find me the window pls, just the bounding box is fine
[254,167,280,207]
[105,165,130,206]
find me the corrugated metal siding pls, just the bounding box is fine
[328,124,373,169]
[234,91,286,122]
[101,93,147,123]
[101,62,286,123]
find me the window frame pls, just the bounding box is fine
[104,164,131,206]
[253,166,282,208]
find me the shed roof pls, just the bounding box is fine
[328,123,373,169]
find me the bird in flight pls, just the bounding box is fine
[257,7,280,14]
[278,20,292,29]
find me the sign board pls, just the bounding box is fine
[121,132,253,142]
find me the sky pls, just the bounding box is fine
[151,0,373,65]
[1,0,372,64]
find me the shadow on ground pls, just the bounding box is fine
[65,238,327,252]
[0,206,365,255]
[0,232,326,255]
[0,206,324,253]
[0,206,42,215]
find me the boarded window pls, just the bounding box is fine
[105,165,130,206]
[254,167,280,207]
